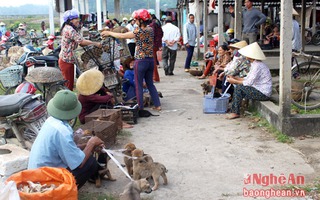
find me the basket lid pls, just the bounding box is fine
[25,67,64,83]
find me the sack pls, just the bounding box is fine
[0,181,20,200]
[156,50,162,62]
[6,167,77,200]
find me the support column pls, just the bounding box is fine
[155,0,160,20]
[85,0,89,14]
[203,0,208,52]
[195,0,201,59]
[79,0,85,14]
[114,0,120,20]
[279,0,293,133]
[312,0,316,35]
[260,0,265,43]
[59,0,65,26]
[102,0,107,21]
[300,0,306,51]
[218,0,224,45]
[234,0,242,39]
[72,0,79,10]
[96,0,102,30]
[48,0,55,35]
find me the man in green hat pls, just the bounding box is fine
[28,90,104,189]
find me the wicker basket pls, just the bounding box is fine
[85,109,123,131]
[0,65,23,88]
[189,68,203,76]
[291,80,311,101]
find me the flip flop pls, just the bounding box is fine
[152,107,162,111]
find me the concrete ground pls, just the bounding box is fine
[79,50,320,200]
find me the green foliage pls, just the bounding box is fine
[249,111,293,143]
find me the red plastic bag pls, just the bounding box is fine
[6,167,77,200]
[156,50,162,62]
[209,73,217,86]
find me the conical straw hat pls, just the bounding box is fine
[292,8,299,16]
[25,67,64,83]
[76,69,104,96]
[238,42,266,61]
[229,40,248,49]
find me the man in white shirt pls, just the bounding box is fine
[125,18,136,57]
[162,16,181,75]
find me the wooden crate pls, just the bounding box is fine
[85,109,122,131]
[79,120,117,148]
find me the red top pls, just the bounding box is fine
[78,88,113,124]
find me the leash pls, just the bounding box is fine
[102,148,134,181]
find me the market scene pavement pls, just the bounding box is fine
[79,49,320,200]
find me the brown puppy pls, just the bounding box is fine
[132,149,167,191]
[201,81,213,96]
[123,143,137,176]
[119,178,152,200]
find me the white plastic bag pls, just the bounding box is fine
[0,181,20,200]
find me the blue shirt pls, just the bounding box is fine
[28,117,85,170]
[183,21,197,46]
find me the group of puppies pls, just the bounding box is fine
[119,142,168,200]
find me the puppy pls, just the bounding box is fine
[123,143,137,176]
[131,149,153,164]
[132,149,167,191]
[201,81,213,96]
[143,93,151,107]
[119,178,152,200]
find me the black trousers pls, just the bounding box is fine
[128,43,136,57]
[162,46,177,74]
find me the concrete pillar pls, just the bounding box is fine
[312,0,316,35]
[278,0,293,132]
[85,0,89,14]
[114,0,120,20]
[156,0,160,20]
[59,0,65,26]
[195,0,201,59]
[300,0,306,51]
[72,0,79,10]
[102,0,107,21]
[96,0,102,30]
[234,0,242,39]
[79,0,85,14]
[260,0,265,43]
[203,0,208,52]
[48,0,55,35]
[217,0,224,46]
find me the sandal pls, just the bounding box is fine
[152,106,162,111]
[197,75,206,79]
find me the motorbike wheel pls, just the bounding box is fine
[17,123,38,150]
[311,33,320,46]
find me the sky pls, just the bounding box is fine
[1,0,48,7]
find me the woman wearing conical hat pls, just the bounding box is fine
[226,42,272,119]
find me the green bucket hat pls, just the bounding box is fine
[47,90,82,120]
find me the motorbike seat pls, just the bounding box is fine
[0,93,33,117]
[33,56,58,61]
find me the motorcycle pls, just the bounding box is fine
[311,30,320,46]
[0,93,47,149]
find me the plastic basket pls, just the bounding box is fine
[203,93,231,114]
[0,65,23,88]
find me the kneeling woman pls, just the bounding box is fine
[226,42,272,119]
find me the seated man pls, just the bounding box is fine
[28,90,104,189]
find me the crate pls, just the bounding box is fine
[79,120,117,148]
[114,103,139,124]
[0,65,23,88]
[85,109,123,131]
[203,93,231,114]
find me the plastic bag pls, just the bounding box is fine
[6,167,77,200]
[0,181,20,200]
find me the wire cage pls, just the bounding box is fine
[73,37,130,90]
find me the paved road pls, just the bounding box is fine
[80,50,317,200]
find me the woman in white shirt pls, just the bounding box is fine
[226,42,272,119]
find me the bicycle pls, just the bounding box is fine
[291,51,320,110]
